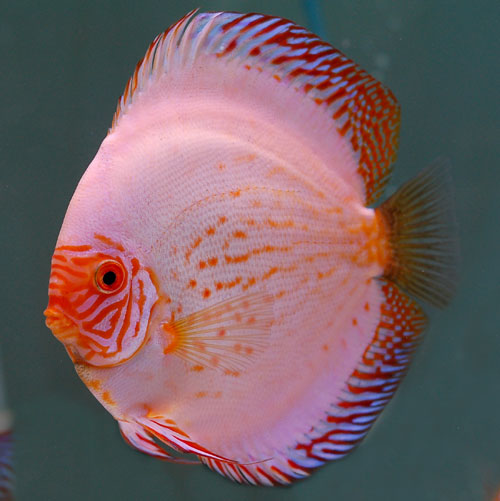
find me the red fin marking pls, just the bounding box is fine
[109,11,399,204]
[202,279,426,485]
[136,416,234,463]
[118,420,199,464]
[292,279,426,465]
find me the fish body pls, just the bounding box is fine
[44,11,457,485]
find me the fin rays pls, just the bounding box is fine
[164,293,274,373]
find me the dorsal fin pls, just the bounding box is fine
[110,10,400,205]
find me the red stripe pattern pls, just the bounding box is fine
[46,242,159,367]
[110,10,400,205]
[201,279,426,484]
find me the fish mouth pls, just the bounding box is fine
[44,308,79,343]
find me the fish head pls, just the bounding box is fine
[44,237,160,368]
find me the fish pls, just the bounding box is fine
[0,352,13,500]
[44,10,458,485]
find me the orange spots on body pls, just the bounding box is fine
[322,344,329,352]
[218,163,226,171]
[199,260,207,269]
[262,266,278,280]
[224,369,241,377]
[327,206,343,215]
[364,302,370,311]
[207,257,218,266]
[352,318,358,326]
[230,189,241,198]
[195,391,207,398]
[189,279,197,288]
[214,276,242,290]
[265,165,286,178]
[94,234,124,251]
[242,276,256,291]
[234,153,256,164]
[203,288,211,299]
[102,391,115,406]
[266,218,295,229]
[218,216,227,225]
[317,266,337,280]
[273,74,281,82]
[206,226,216,236]
[191,365,204,372]
[233,230,247,239]
[225,252,249,264]
[87,380,102,391]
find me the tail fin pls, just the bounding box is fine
[377,158,459,308]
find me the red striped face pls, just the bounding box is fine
[44,239,159,367]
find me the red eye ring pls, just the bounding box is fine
[95,260,126,293]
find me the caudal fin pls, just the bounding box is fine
[377,158,459,308]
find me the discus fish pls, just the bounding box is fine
[0,351,13,499]
[44,10,458,485]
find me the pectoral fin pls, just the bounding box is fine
[162,293,274,373]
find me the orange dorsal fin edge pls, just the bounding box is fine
[109,10,400,205]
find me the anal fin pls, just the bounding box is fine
[118,420,199,464]
[201,279,428,485]
[293,279,427,465]
[136,416,234,463]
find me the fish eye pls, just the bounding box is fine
[95,260,126,293]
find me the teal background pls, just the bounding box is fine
[1,1,499,499]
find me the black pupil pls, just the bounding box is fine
[102,271,117,286]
